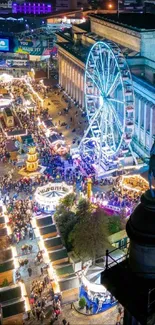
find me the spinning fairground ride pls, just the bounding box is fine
[79,41,137,175]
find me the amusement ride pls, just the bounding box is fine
[79,40,136,173]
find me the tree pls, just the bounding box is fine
[79,297,86,309]
[108,215,122,235]
[54,193,77,251]
[55,193,76,215]
[69,200,109,261]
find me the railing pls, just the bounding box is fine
[105,243,130,270]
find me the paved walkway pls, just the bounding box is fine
[15,235,44,296]
[54,304,119,325]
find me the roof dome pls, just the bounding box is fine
[126,190,155,245]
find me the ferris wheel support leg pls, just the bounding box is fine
[129,143,138,165]
[78,106,101,148]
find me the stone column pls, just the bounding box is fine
[70,63,74,98]
[138,96,141,142]
[64,60,67,91]
[149,104,153,149]
[66,60,68,93]
[78,70,82,106]
[68,63,71,96]
[75,69,79,102]
[59,54,62,86]
[143,100,147,147]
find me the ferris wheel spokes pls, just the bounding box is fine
[79,40,135,172]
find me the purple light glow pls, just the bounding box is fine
[12,2,52,14]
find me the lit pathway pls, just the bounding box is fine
[15,235,44,296]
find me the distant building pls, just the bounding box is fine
[55,0,88,11]
[56,13,155,160]
[12,1,52,14]
[0,0,12,9]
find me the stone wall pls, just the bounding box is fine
[141,31,155,62]
[90,18,141,51]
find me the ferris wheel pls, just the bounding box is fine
[79,40,135,170]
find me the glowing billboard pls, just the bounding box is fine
[0,39,9,52]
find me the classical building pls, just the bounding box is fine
[57,13,155,159]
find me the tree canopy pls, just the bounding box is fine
[69,199,109,261]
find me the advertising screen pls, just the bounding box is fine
[0,39,9,52]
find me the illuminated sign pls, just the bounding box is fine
[0,39,9,52]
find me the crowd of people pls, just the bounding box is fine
[92,177,140,215]
[0,75,139,325]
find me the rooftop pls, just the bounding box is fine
[57,41,90,63]
[75,20,90,32]
[48,247,68,262]
[89,13,155,31]
[39,224,57,236]
[36,215,53,228]
[44,236,62,249]
[59,274,79,292]
[55,263,74,278]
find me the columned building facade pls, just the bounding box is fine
[58,50,85,107]
[57,14,155,158]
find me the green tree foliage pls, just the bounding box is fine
[55,193,77,251]
[1,279,9,287]
[108,215,122,235]
[79,297,86,309]
[69,199,109,261]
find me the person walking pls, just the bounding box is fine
[62,319,67,325]
[27,266,32,277]
[40,267,44,276]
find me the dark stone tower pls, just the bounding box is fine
[101,190,155,325]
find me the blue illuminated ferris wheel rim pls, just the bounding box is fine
[84,40,134,158]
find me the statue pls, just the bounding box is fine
[148,139,155,197]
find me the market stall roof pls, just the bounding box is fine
[0,248,13,263]
[6,140,18,152]
[85,266,105,284]
[108,229,128,245]
[0,284,21,303]
[58,274,79,292]
[0,227,7,237]
[48,247,68,262]
[7,129,27,137]
[49,133,62,144]
[0,259,14,273]
[43,119,55,129]
[44,236,62,250]
[55,263,74,278]
[21,135,33,145]
[39,224,57,236]
[0,217,5,225]
[36,215,53,228]
[2,298,25,318]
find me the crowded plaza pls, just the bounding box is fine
[0,71,147,325]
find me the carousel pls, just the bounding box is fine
[35,182,73,212]
[120,174,149,194]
